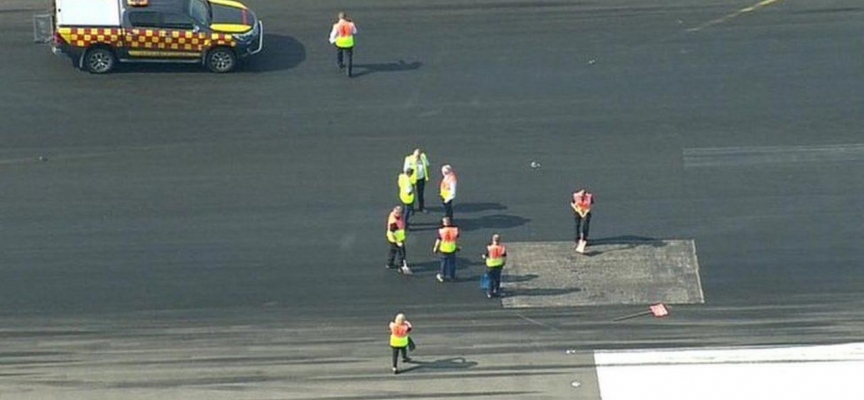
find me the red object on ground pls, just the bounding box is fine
[650,303,669,317]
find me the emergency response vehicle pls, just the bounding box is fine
[50,0,263,73]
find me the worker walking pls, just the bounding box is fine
[403,149,430,213]
[439,164,457,220]
[386,206,411,274]
[389,313,413,374]
[570,188,594,253]
[433,217,460,282]
[482,234,507,298]
[328,11,357,77]
[397,168,415,228]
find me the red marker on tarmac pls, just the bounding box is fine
[613,303,671,321]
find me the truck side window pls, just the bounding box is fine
[128,11,162,28]
[162,13,196,31]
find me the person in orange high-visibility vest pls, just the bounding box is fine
[570,188,594,250]
[389,313,413,374]
[439,165,457,220]
[328,11,357,77]
[386,206,410,273]
[433,217,460,282]
[482,234,507,298]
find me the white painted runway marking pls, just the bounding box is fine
[683,143,864,167]
[596,342,864,400]
[688,0,784,32]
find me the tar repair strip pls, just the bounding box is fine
[683,144,864,168]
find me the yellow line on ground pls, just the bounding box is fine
[687,0,783,32]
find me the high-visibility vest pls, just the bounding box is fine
[386,211,406,243]
[438,226,459,253]
[404,153,429,184]
[334,20,355,48]
[486,244,506,268]
[440,173,457,201]
[573,192,593,216]
[389,322,411,347]
[398,173,414,205]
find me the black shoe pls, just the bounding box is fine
[403,357,412,363]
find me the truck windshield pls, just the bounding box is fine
[186,0,211,26]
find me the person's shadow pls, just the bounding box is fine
[400,357,477,374]
[351,60,422,77]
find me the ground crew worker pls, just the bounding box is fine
[398,168,415,227]
[386,206,409,273]
[389,313,413,374]
[328,11,357,77]
[439,164,457,220]
[403,149,430,213]
[482,234,507,298]
[570,188,594,250]
[433,217,459,282]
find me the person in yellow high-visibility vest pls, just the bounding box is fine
[439,164,457,220]
[386,206,410,273]
[328,11,357,77]
[397,168,415,228]
[388,313,413,374]
[482,234,507,298]
[403,149,430,213]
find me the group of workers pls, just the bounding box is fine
[387,149,467,283]
[334,9,597,374]
[385,147,595,373]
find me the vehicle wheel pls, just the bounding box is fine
[206,47,236,73]
[84,47,116,74]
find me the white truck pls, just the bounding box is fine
[47,0,263,73]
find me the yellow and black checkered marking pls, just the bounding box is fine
[58,27,237,52]
[59,27,124,48]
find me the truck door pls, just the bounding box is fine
[125,10,206,59]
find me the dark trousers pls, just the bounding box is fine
[439,253,456,279]
[387,243,406,268]
[415,179,426,211]
[336,46,353,73]
[443,199,453,220]
[402,202,414,228]
[391,346,408,368]
[486,267,503,294]
[574,212,592,241]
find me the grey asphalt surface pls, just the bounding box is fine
[1,0,863,398]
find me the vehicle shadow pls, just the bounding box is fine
[351,60,422,77]
[243,34,306,72]
[109,34,305,74]
[400,357,477,374]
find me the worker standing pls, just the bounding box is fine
[403,149,430,213]
[389,313,413,374]
[386,206,411,274]
[398,168,415,227]
[328,11,357,77]
[439,165,457,220]
[570,188,594,253]
[433,217,460,282]
[482,234,507,298]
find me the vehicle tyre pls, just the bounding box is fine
[83,47,116,74]
[206,47,236,73]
